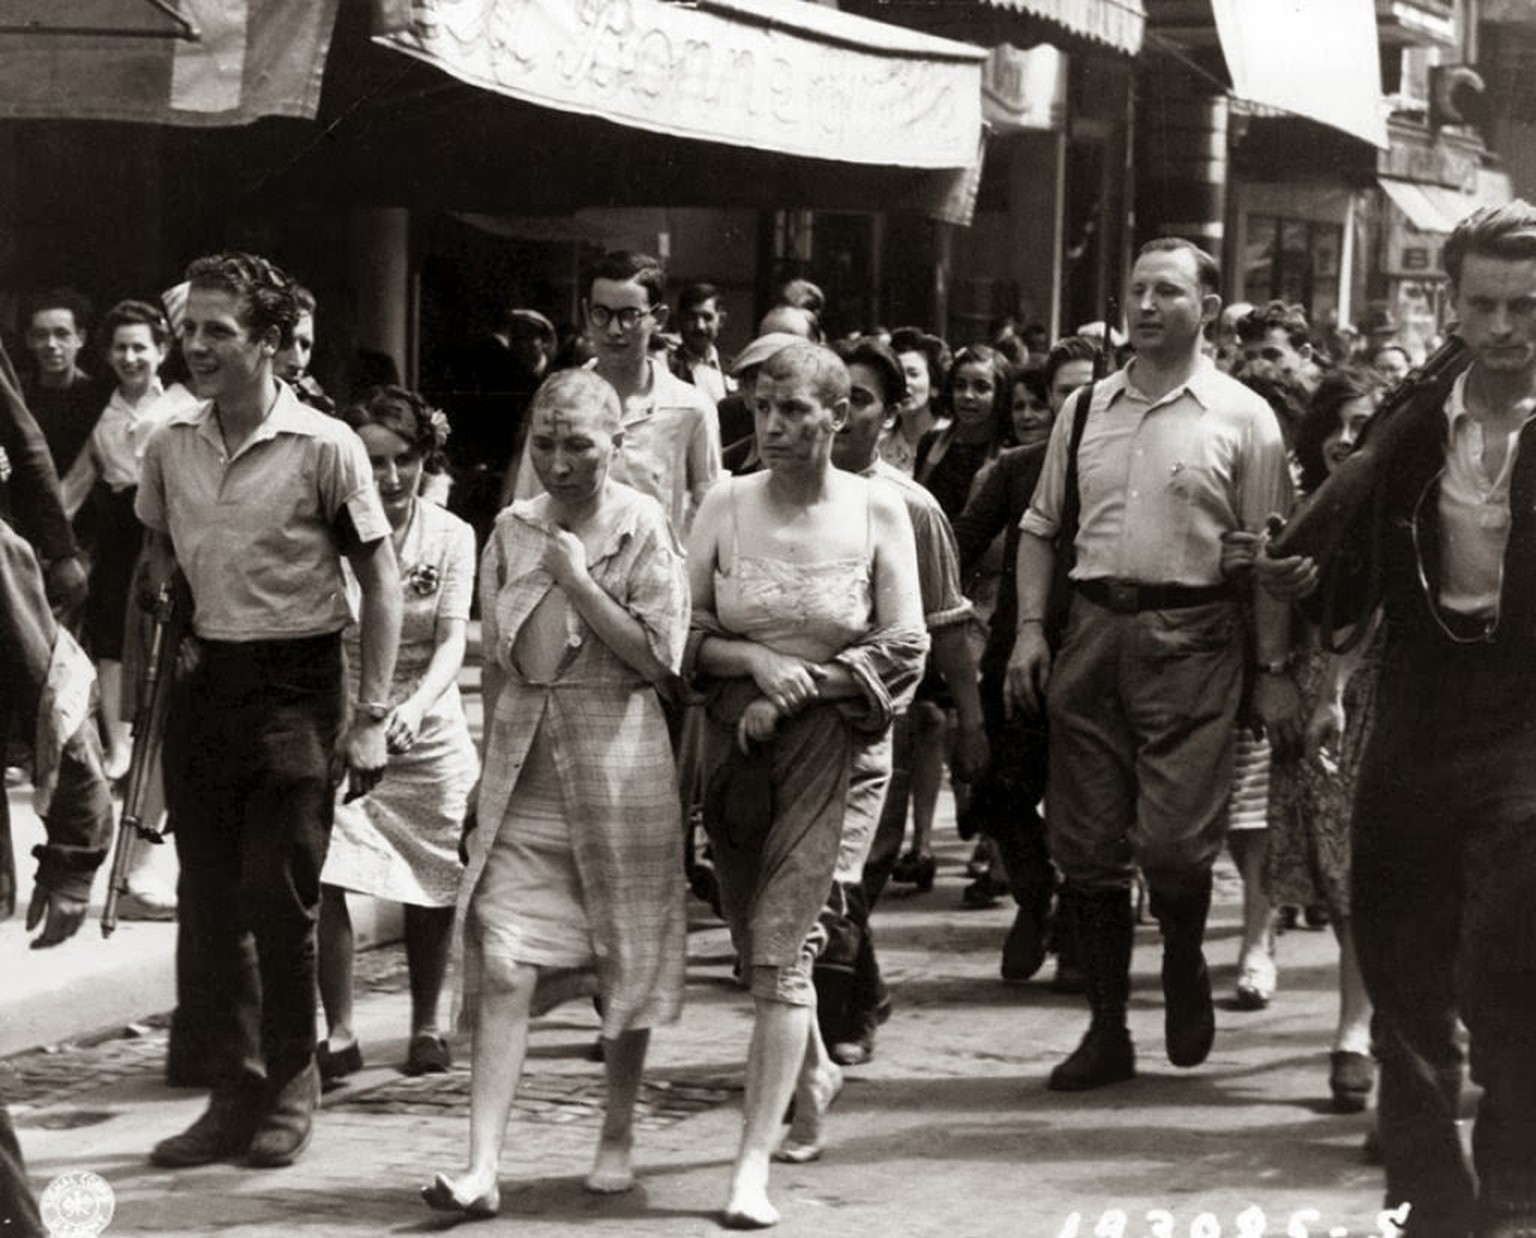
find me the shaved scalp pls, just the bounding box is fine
[530,368,622,437]
[760,341,850,408]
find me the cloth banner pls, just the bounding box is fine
[373,0,986,169]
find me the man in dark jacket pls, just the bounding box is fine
[1260,200,1536,1238]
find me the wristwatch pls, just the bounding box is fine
[355,699,391,723]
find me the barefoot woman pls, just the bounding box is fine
[425,368,690,1216]
[687,342,926,1227]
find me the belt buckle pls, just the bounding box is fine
[1105,581,1139,614]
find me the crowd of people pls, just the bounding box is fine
[3,200,1536,1237]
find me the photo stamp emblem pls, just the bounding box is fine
[39,1170,115,1238]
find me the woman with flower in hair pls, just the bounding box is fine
[316,387,479,1081]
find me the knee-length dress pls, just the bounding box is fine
[322,498,479,907]
[463,485,690,1037]
[688,479,927,997]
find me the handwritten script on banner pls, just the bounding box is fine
[378,0,984,169]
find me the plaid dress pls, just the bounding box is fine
[463,484,690,1037]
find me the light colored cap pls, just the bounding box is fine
[729,332,805,377]
[508,308,556,339]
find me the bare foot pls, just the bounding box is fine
[422,1168,500,1217]
[585,1131,635,1194]
[721,1161,779,1229]
[773,1063,842,1164]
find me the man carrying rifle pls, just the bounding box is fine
[1260,201,1536,1238]
[1005,238,1297,1092]
[137,253,401,1170]
[0,337,111,1237]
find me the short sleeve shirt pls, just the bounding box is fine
[1020,359,1291,587]
[867,459,973,631]
[136,381,389,641]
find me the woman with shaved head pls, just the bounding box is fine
[426,367,690,1218]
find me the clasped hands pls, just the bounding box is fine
[737,648,827,753]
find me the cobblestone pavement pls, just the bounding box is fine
[4,942,735,1136]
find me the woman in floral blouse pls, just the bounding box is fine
[316,388,479,1082]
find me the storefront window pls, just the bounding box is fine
[1243,215,1343,327]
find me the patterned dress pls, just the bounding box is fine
[321,499,478,907]
[1263,627,1383,917]
[464,484,690,1038]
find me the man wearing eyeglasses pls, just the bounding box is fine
[1259,200,1536,1238]
[509,251,719,535]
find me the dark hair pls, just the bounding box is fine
[1443,198,1536,287]
[100,298,170,350]
[1236,300,1311,349]
[943,343,1014,446]
[760,341,850,409]
[341,386,449,474]
[184,251,301,348]
[25,287,92,334]
[1237,372,1311,453]
[1013,366,1050,407]
[1137,237,1221,296]
[677,282,721,317]
[585,250,666,308]
[1043,334,1103,390]
[1293,366,1384,494]
[835,336,909,410]
[293,284,318,318]
[889,327,951,406]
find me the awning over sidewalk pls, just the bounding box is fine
[371,0,986,169]
[0,0,339,126]
[1379,170,1513,235]
[1210,0,1389,149]
[979,0,1144,55]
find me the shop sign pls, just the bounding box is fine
[1378,133,1478,190]
[378,0,985,169]
[982,43,1066,133]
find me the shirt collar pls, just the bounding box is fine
[1443,370,1536,433]
[185,380,321,456]
[1116,356,1219,410]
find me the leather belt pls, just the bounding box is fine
[1075,578,1233,614]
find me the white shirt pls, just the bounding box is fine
[1438,371,1536,614]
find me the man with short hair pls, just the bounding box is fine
[138,251,402,1170]
[1261,200,1536,1238]
[511,251,718,534]
[276,285,334,415]
[1237,299,1323,393]
[1043,335,1102,416]
[21,288,106,478]
[1007,238,1296,1092]
[670,282,734,406]
[816,336,985,1064]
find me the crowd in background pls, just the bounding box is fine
[1,245,1434,1230]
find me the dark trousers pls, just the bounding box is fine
[163,634,343,1091]
[967,667,1053,899]
[1352,638,1536,1237]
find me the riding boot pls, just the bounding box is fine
[1047,885,1136,1091]
[1150,872,1216,1068]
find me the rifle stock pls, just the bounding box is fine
[101,574,187,937]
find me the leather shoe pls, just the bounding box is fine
[404,1034,451,1076]
[317,1040,363,1083]
[150,1088,263,1167]
[246,1062,319,1168]
[1047,1024,1135,1092]
[1162,951,1215,1068]
[1001,904,1049,982]
[1328,1050,1374,1113]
